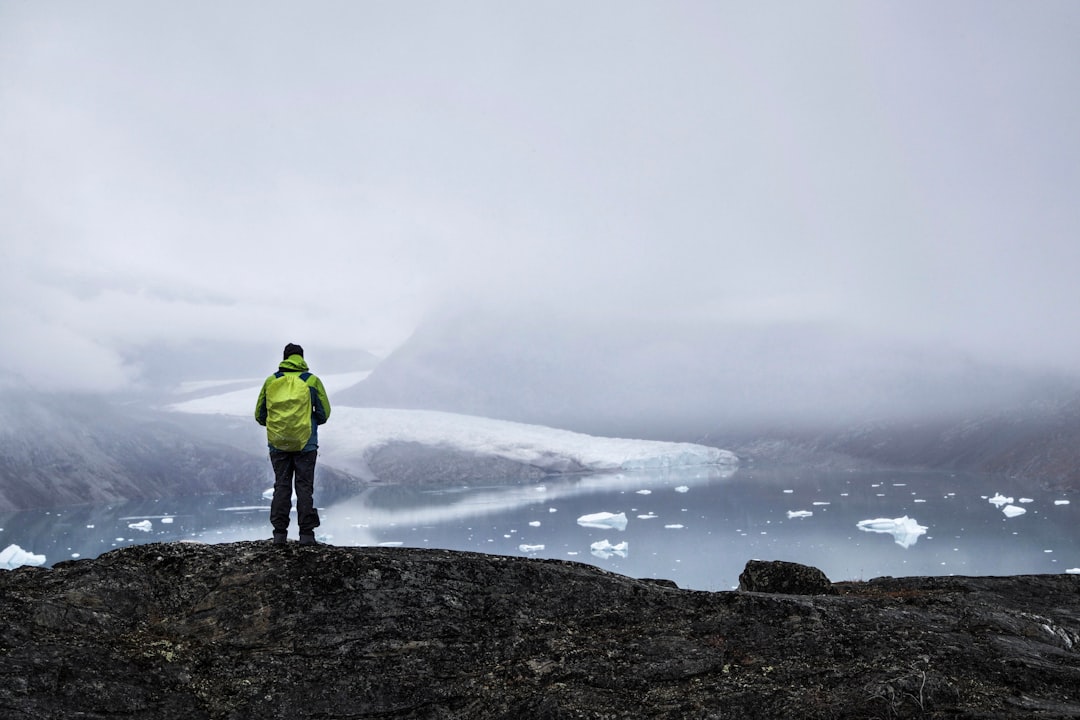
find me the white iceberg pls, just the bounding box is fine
[787,510,813,519]
[988,493,1013,508]
[128,520,153,532]
[1001,505,1027,518]
[518,544,545,553]
[1055,500,1071,506]
[0,544,46,570]
[590,539,628,559]
[577,512,628,531]
[675,486,690,493]
[1067,568,1080,575]
[856,516,928,548]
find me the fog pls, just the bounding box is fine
[3,2,1080,409]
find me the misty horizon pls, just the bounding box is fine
[3,3,1080,405]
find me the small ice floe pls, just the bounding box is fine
[787,510,813,519]
[636,489,652,495]
[577,512,628,530]
[1019,498,1034,504]
[989,493,1013,508]
[637,513,658,519]
[590,539,628,559]
[783,489,794,494]
[377,541,403,547]
[675,486,690,493]
[1055,500,1071,506]
[518,544,545,553]
[128,520,153,532]
[1002,505,1027,518]
[812,501,831,506]
[161,517,175,524]
[664,524,685,529]
[856,516,928,548]
[549,507,558,513]
[0,544,46,570]
[528,521,541,527]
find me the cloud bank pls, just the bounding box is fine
[2,2,1079,392]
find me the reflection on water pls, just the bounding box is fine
[1,464,1077,591]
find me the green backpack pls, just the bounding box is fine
[265,371,314,452]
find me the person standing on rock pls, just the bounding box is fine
[255,343,331,545]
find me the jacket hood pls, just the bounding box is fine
[279,354,310,372]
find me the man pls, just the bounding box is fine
[255,343,331,545]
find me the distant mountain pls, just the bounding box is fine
[825,395,1080,491]
[0,393,358,512]
[335,308,1075,441]
[331,307,1080,491]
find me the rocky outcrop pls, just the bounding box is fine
[3,544,1080,718]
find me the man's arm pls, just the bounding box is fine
[255,379,269,426]
[311,376,331,425]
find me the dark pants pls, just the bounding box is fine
[269,449,320,536]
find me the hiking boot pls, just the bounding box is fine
[299,533,317,546]
[273,532,288,545]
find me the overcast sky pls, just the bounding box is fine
[3,2,1079,392]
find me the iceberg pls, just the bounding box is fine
[1001,505,1027,518]
[577,512,628,531]
[128,520,153,532]
[787,510,813,519]
[518,544,545,553]
[988,493,1013,508]
[856,516,928,548]
[590,539,628,559]
[0,544,46,570]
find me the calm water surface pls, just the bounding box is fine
[2,465,1077,590]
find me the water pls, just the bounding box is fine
[2,465,1077,590]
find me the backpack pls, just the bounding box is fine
[264,371,314,452]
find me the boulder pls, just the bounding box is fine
[738,559,837,595]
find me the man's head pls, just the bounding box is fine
[283,343,304,360]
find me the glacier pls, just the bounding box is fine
[170,372,738,478]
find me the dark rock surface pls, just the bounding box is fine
[3,543,1080,719]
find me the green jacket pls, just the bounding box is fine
[255,354,331,452]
